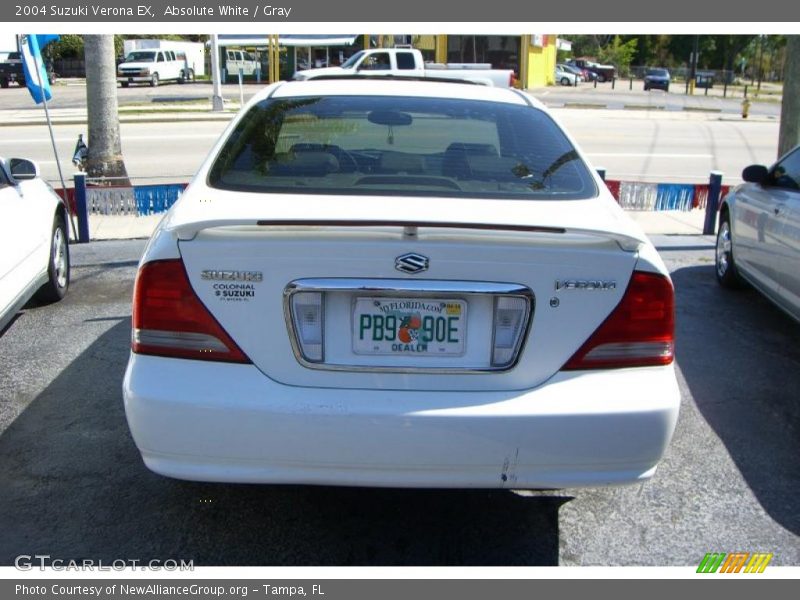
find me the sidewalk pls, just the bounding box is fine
[84,208,711,241]
[1,105,238,126]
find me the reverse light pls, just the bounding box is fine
[289,291,324,362]
[491,296,529,367]
[132,259,250,363]
[563,271,674,370]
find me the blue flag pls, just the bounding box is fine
[20,34,59,104]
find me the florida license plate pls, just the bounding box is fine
[352,297,467,356]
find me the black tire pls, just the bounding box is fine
[597,73,607,83]
[35,214,70,304]
[150,72,159,87]
[644,84,649,91]
[1,77,9,89]
[715,211,745,289]
[560,76,571,86]
[121,81,129,88]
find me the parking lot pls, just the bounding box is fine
[0,237,797,566]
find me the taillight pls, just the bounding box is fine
[510,72,518,88]
[132,259,250,363]
[562,271,674,370]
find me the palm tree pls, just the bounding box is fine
[83,35,130,185]
[778,36,800,157]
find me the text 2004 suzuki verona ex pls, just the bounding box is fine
[123,79,679,488]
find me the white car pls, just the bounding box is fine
[555,66,578,86]
[715,144,800,322]
[123,79,679,489]
[0,157,70,333]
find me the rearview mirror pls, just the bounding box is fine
[9,158,39,181]
[742,164,768,184]
[368,110,413,127]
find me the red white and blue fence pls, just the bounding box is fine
[60,171,728,243]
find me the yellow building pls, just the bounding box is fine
[521,34,559,88]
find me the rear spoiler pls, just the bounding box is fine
[169,218,644,252]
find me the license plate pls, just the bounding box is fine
[353,297,467,356]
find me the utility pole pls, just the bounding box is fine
[689,35,699,95]
[778,36,800,157]
[210,34,224,112]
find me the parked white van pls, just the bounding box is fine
[117,49,193,87]
[225,50,259,78]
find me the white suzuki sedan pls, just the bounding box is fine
[716,145,800,323]
[0,157,70,334]
[124,79,679,489]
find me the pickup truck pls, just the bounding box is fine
[117,49,193,87]
[293,48,517,88]
[567,58,616,83]
[0,52,24,88]
[0,51,55,88]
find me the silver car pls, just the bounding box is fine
[716,144,800,322]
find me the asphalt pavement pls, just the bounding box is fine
[0,236,798,566]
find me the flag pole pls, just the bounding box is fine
[27,35,79,242]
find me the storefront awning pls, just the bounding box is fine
[216,34,359,48]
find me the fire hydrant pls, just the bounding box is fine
[741,97,751,119]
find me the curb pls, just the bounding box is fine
[0,112,236,127]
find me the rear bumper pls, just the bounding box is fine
[123,354,680,489]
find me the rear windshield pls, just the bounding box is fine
[647,69,669,77]
[208,95,597,200]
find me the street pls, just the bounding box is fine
[2,121,224,184]
[0,109,782,187]
[0,237,797,566]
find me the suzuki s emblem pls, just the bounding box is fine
[395,253,429,274]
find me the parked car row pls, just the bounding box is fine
[554,62,673,92]
[566,58,614,83]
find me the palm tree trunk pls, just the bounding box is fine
[83,35,130,185]
[778,36,800,157]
